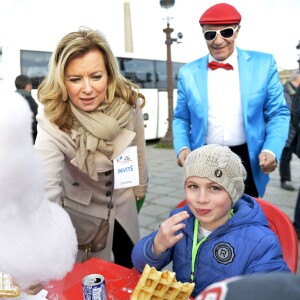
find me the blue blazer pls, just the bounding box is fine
[173,47,290,196]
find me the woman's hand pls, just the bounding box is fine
[153,211,189,256]
[26,283,44,295]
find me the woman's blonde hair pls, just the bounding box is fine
[37,27,145,132]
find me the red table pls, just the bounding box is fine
[45,258,141,299]
[45,258,194,300]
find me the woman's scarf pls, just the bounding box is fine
[70,98,133,181]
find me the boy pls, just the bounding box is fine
[132,144,290,297]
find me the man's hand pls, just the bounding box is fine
[177,148,191,167]
[259,151,277,174]
[153,211,189,256]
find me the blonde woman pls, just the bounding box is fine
[35,27,148,267]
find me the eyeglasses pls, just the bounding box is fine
[203,26,239,41]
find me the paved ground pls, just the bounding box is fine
[138,142,300,273]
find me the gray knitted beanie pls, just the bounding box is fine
[184,144,247,205]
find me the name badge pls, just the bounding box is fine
[113,146,139,189]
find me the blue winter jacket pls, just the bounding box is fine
[132,195,290,297]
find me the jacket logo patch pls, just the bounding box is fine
[213,242,235,264]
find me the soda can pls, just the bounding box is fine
[82,274,106,300]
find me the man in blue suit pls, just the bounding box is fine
[173,3,290,197]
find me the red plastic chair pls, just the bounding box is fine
[176,198,299,273]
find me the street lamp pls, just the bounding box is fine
[160,0,175,9]
[159,0,182,146]
[297,40,300,70]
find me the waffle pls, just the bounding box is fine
[131,264,195,300]
[0,272,21,298]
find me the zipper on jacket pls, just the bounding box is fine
[191,209,234,281]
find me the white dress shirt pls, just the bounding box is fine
[206,47,246,147]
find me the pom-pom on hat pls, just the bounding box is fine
[183,144,246,205]
[199,3,242,26]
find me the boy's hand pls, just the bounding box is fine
[153,211,190,256]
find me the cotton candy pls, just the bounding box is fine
[0,91,78,290]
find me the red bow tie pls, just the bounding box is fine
[207,61,234,70]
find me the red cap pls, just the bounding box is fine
[199,3,241,26]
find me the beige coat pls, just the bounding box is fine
[34,102,148,262]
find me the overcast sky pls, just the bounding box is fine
[1,0,300,70]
